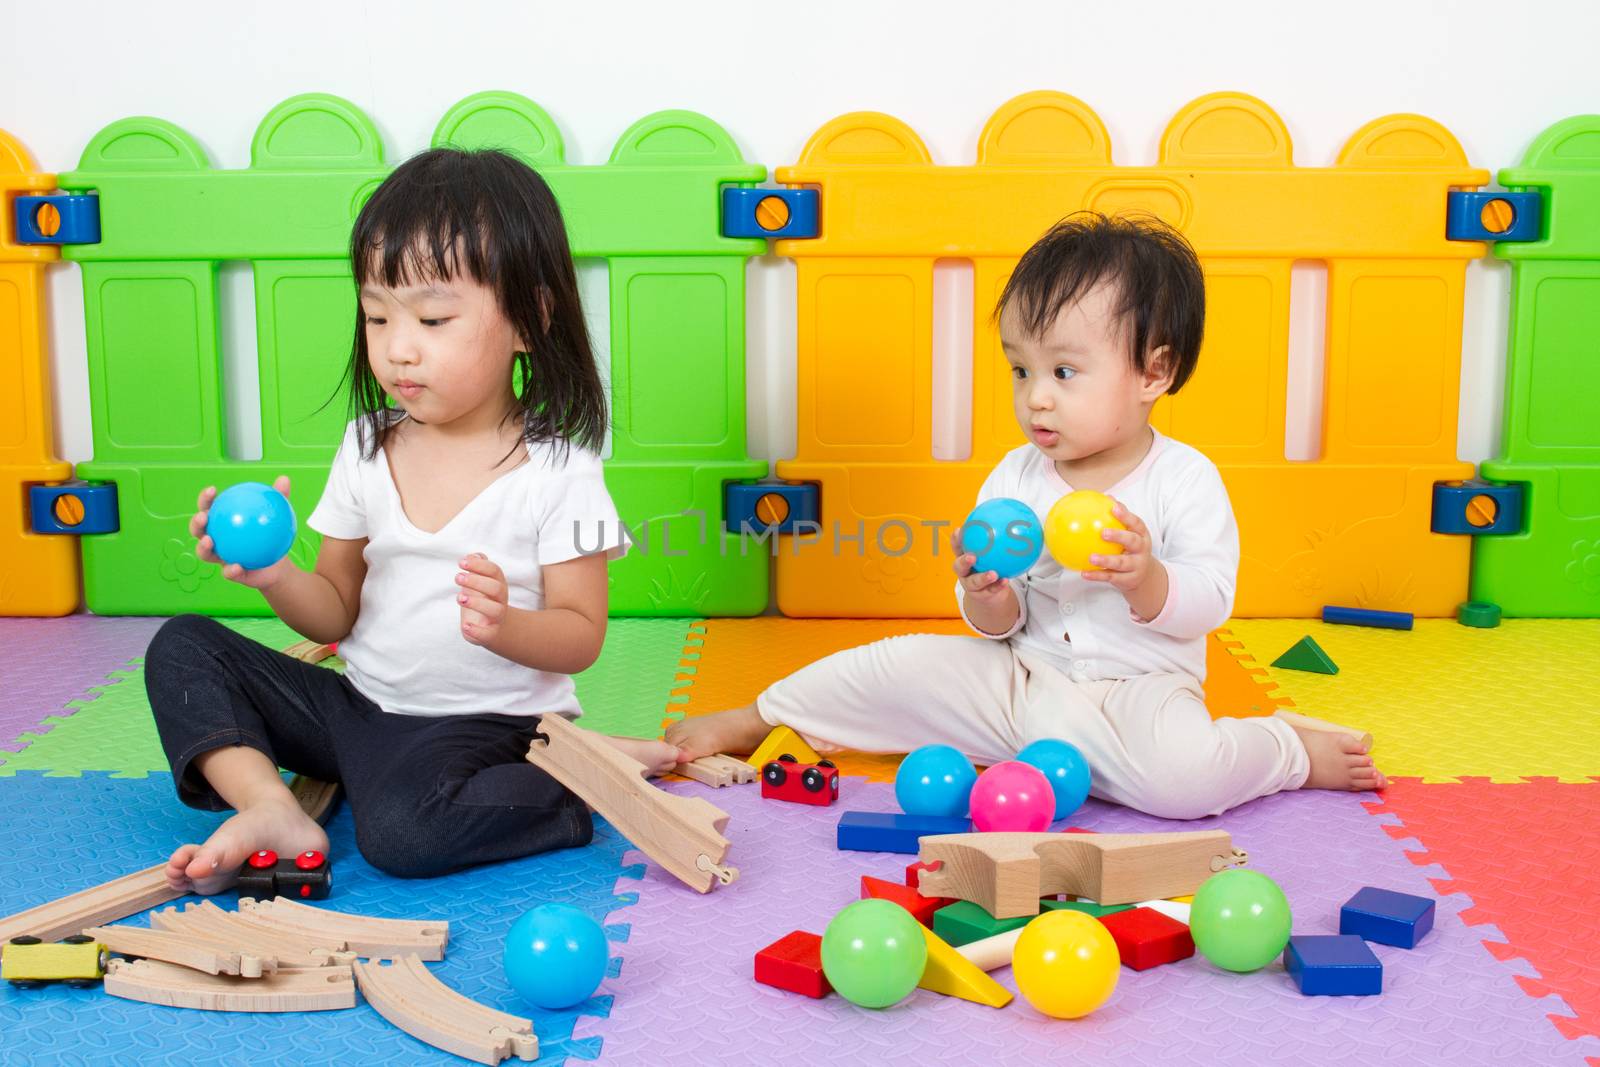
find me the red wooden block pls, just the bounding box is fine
[755,931,831,998]
[862,874,953,927]
[1096,906,1195,971]
[905,859,942,888]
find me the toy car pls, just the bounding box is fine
[235,848,333,900]
[761,754,840,807]
[3,935,108,988]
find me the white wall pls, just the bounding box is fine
[6,0,1597,467]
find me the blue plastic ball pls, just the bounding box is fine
[504,903,608,1010]
[895,744,978,818]
[1017,738,1092,821]
[960,498,1043,579]
[206,482,296,570]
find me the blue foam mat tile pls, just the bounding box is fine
[0,771,635,1065]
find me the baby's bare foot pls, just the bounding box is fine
[663,706,770,763]
[165,797,331,895]
[1292,725,1388,792]
[599,734,687,777]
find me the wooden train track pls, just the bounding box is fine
[353,954,537,1065]
[287,774,341,825]
[238,897,448,960]
[672,754,758,788]
[0,863,179,945]
[916,830,1249,919]
[104,957,355,1012]
[151,901,349,968]
[526,713,737,893]
[84,924,276,978]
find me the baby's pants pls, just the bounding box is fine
[756,633,1310,820]
[144,614,591,877]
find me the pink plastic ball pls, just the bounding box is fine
[969,761,1056,832]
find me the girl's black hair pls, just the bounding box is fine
[994,212,1206,393]
[342,147,607,462]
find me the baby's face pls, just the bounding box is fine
[1000,281,1167,465]
[358,262,521,428]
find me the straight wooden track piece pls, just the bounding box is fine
[287,774,342,825]
[526,714,737,893]
[917,830,1249,919]
[103,957,355,1012]
[238,897,448,961]
[0,863,180,945]
[151,901,347,968]
[673,754,758,788]
[354,954,537,1065]
[84,924,276,978]
[281,639,337,664]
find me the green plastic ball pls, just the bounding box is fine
[819,899,928,1008]
[1189,868,1293,973]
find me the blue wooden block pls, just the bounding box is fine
[1321,605,1414,630]
[1284,935,1383,996]
[1340,886,1435,948]
[836,811,972,854]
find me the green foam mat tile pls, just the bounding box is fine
[572,618,701,738]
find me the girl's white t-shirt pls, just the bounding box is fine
[307,417,628,719]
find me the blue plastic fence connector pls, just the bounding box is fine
[721,187,819,240]
[1430,479,1525,536]
[14,194,101,245]
[725,482,819,535]
[29,482,119,535]
[1445,190,1542,243]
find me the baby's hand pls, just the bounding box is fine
[1083,500,1160,596]
[190,477,295,590]
[457,552,508,647]
[949,528,1013,607]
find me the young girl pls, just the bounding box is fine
[145,148,683,894]
[668,214,1386,820]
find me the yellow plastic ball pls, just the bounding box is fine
[1011,909,1120,1019]
[1044,490,1125,571]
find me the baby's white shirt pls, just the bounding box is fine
[307,417,628,718]
[955,429,1239,683]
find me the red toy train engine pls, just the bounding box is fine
[760,754,840,807]
[235,849,333,900]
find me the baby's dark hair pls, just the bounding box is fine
[343,147,606,461]
[994,212,1205,393]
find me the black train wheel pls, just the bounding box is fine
[762,761,788,787]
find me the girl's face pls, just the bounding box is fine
[358,265,523,432]
[1000,280,1172,467]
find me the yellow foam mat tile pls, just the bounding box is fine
[676,620,1291,782]
[1224,619,1600,783]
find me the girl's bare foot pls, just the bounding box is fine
[663,705,770,763]
[1291,725,1388,792]
[598,734,687,777]
[164,797,331,895]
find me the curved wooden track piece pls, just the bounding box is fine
[526,714,737,892]
[0,863,180,945]
[353,954,537,1065]
[917,830,1248,918]
[151,901,347,968]
[238,897,448,960]
[288,774,342,825]
[84,924,276,978]
[103,957,355,1012]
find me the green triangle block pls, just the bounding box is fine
[1271,635,1339,675]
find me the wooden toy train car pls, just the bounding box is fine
[760,754,840,807]
[235,849,333,900]
[3,935,108,987]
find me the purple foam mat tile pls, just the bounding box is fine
[591,779,1595,1067]
[0,616,165,745]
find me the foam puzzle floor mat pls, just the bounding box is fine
[1222,619,1600,783]
[0,618,696,778]
[0,771,639,1066]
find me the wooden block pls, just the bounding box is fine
[1096,906,1195,970]
[103,958,355,1012]
[917,924,1012,1008]
[917,830,1248,919]
[745,726,820,771]
[354,954,537,1064]
[860,876,951,927]
[954,927,1024,972]
[837,811,972,854]
[754,931,830,999]
[526,714,737,893]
